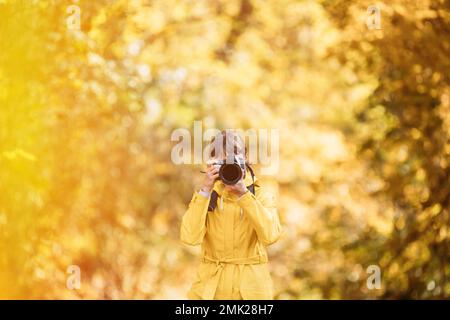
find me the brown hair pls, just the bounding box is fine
[208,130,247,160]
[207,130,256,181]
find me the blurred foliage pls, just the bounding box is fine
[0,0,448,299]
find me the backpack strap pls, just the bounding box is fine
[208,190,219,212]
[248,183,255,195]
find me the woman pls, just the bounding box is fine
[180,130,282,300]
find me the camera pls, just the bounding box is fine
[211,155,246,185]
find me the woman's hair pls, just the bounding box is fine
[208,130,247,160]
[208,130,256,180]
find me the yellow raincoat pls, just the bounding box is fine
[180,172,282,300]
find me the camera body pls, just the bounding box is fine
[211,155,246,185]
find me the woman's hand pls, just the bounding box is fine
[201,165,219,193]
[224,174,248,197]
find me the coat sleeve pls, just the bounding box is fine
[237,186,282,246]
[180,191,210,246]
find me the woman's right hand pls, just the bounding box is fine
[201,165,219,193]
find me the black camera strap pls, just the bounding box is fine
[207,166,256,212]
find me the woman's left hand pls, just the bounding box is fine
[224,179,248,197]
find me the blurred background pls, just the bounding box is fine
[0,0,449,299]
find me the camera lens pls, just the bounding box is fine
[219,163,242,185]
